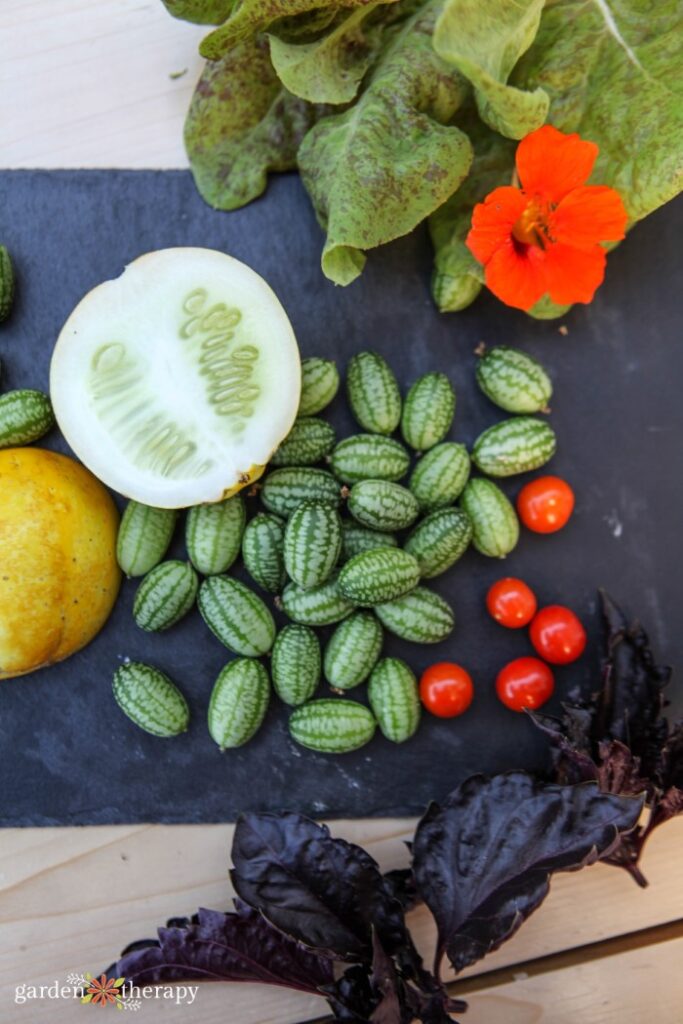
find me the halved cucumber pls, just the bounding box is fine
[50,248,301,508]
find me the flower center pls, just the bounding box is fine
[512,197,555,249]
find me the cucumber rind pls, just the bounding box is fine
[117,501,178,578]
[272,624,322,706]
[472,417,557,478]
[198,575,276,656]
[133,559,199,632]
[401,372,455,451]
[289,699,376,753]
[186,496,246,575]
[368,657,421,743]
[208,658,270,750]
[324,611,384,690]
[112,661,189,737]
[337,548,420,605]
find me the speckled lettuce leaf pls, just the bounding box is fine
[433,0,548,139]
[161,0,236,23]
[268,2,391,105]
[429,113,515,311]
[200,0,382,60]
[184,36,328,209]
[512,0,683,224]
[298,0,473,286]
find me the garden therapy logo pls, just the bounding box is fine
[13,972,197,1010]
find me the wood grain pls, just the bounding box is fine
[0,2,681,1021]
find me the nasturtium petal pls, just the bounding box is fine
[185,36,328,210]
[433,0,548,139]
[515,124,598,202]
[511,0,683,225]
[298,0,473,286]
[268,2,391,105]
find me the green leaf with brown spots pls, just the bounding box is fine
[161,0,236,24]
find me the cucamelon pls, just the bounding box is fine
[409,442,470,511]
[271,624,321,706]
[271,417,336,466]
[346,352,401,435]
[186,495,245,575]
[330,434,410,484]
[0,390,54,448]
[368,658,421,743]
[340,521,398,562]
[299,357,340,416]
[459,478,519,558]
[401,372,455,451]
[113,661,189,737]
[324,611,383,690]
[338,548,419,605]
[242,512,287,593]
[281,574,355,625]
[198,576,276,656]
[347,479,419,532]
[404,507,473,578]
[208,658,270,750]
[260,466,341,517]
[117,501,178,577]
[476,345,552,413]
[284,500,342,589]
[472,417,557,477]
[289,699,376,753]
[133,560,198,631]
[0,246,15,322]
[375,586,455,643]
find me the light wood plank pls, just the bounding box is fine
[1,818,682,1022]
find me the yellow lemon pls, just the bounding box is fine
[0,448,121,679]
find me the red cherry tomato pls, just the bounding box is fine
[486,577,537,628]
[530,605,587,665]
[495,657,554,712]
[420,663,474,718]
[517,476,575,534]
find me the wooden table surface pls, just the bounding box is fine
[1,3,682,1022]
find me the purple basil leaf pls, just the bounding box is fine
[658,720,683,791]
[324,965,376,1022]
[231,811,414,964]
[412,772,642,976]
[527,708,599,785]
[369,932,403,1024]
[111,903,333,993]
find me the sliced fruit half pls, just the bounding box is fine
[50,248,301,508]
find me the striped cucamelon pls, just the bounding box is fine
[198,576,276,656]
[113,662,189,737]
[289,699,376,753]
[375,586,454,643]
[324,611,383,690]
[117,501,178,577]
[346,352,401,435]
[284,500,342,588]
[401,372,455,451]
[459,478,519,558]
[186,495,245,575]
[281,574,355,626]
[0,389,54,448]
[338,548,419,605]
[330,434,410,484]
[242,512,287,593]
[260,466,341,517]
[340,521,398,562]
[208,658,270,750]
[368,658,421,743]
[472,417,557,477]
[271,624,321,706]
[271,417,337,466]
[404,507,473,578]
[476,346,553,413]
[409,442,470,511]
[299,357,340,416]
[0,246,15,322]
[347,480,419,532]
[133,560,198,631]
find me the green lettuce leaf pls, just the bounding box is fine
[512,0,683,224]
[161,0,236,24]
[268,2,390,105]
[433,0,548,139]
[298,0,473,285]
[199,0,383,60]
[429,113,515,311]
[184,36,328,209]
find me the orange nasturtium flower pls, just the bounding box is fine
[466,125,628,312]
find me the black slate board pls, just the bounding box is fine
[0,170,680,826]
